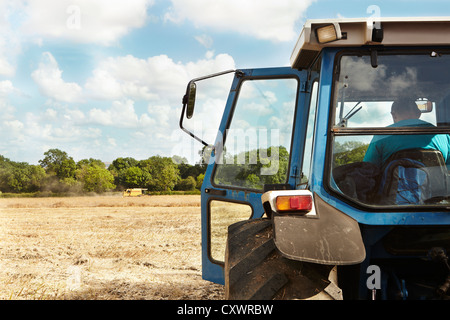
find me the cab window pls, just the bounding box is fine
[213,78,298,190]
[330,51,450,207]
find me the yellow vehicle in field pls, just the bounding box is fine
[122,188,147,197]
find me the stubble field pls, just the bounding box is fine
[0,195,224,300]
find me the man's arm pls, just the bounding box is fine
[363,140,382,168]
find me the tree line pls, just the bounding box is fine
[213,146,290,189]
[1,144,326,195]
[0,148,206,195]
[333,141,369,166]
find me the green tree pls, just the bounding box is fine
[119,166,150,189]
[59,177,82,193]
[245,173,261,188]
[175,176,196,191]
[24,165,47,192]
[0,156,14,192]
[77,164,115,193]
[77,158,105,169]
[260,146,290,185]
[214,146,290,189]
[196,173,205,189]
[39,149,76,180]
[108,157,139,188]
[7,165,29,192]
[59,158,77,179]
[0,157,47,193]
[108,157,138,172]
[177,162,206,180]
[334,141,369,166]
[139,156,180,191]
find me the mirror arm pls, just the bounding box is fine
[190,69,236,83]
[179,102,210,147]
[179,69,237,147]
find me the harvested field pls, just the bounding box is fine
[0,195,224,300]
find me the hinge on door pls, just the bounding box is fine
[301,80,310,93]
[236,70,245,78]
[290,165,299,179]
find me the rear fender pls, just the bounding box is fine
[262,191,366,265]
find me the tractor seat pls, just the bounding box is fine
[377,148,448,205]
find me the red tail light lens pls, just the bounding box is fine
[276,195,313,213]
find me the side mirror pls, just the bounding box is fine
[179,69,236,147]
[185,81,197,119]
[416,98,434,113]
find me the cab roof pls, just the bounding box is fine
[291,17,450,69]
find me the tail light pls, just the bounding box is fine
[276,195,313,213]
[261,190,315,216]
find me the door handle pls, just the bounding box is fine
[205,188,227,196]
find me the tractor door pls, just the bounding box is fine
[181,67,309,284]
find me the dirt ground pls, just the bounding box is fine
[0,195,225,300]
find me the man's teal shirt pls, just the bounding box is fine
[363,119,450,168]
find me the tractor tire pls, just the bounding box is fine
[224,218,339,300]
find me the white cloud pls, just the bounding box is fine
[85,54,184,101]
[0,0,154,78]
[85,52,236,103]
[0,49,235,163]
[0,0,247,163]
[243,101,273,117]
[15,111,103,160]
[165,0,315,42]
[43,108,58,121]
[20,0,154,46]
[81,50,237,162]
[88,100,140,128]
[0,57,15,77]
[4,119,24,133]
[0,1,23,76]
[0,80,15,95]
[0,100,15,121]
[195,34,213,48]
[64,109,86,123]
[31,52,83,103]
[108,138,117,148]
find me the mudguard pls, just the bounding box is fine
[272,193,366,265]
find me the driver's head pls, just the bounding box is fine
[391,98,421,123]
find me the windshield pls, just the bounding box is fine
[330,51,450,208]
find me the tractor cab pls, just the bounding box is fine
[180,17,450,300]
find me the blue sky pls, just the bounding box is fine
[0,0,449,164]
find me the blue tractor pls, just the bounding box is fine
[180,17,450,300]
